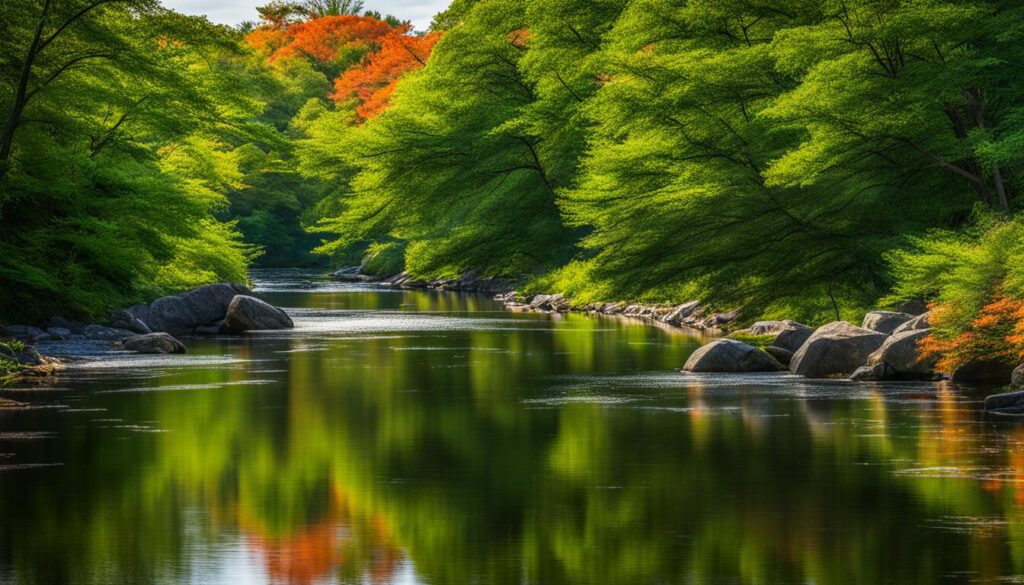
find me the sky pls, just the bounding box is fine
[161,0,451,30]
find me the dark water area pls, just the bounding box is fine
[1,270,1023,584]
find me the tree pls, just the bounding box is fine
[332,28,442,120]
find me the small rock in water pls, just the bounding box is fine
[123,333,186,354]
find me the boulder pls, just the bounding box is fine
[790,321,888,378]
[1013,364,1024,388]
[123,333,186,354]
[950,360,1015,384]
[861,311,915,335]
[123,283,251,334]
[896,300,929,316]
[83,324,135,341]
[107,309,152,334]
[709,309,739,326]
[865,329,937,378]
[764,345,794,366]
[662,301,701,324]
[683,339,785,373]
[1,325,44,340]
[892,312,931,335]
[850,363,893,382]
[35,327,72,342]
[770,326,814,353]
[527,294,570,313]
[224,296,294,332]
[749,320,810,336]
[984,390,1024,412]
[48,316,84,333]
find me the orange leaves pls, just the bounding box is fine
[920,296,1024,372]
[245,13,441,120]
[332,30,442,120]
[246,15,395,64]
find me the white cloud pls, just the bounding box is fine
[160,0,451,30]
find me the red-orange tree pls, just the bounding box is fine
[246,15,395,74]
[332,29,442,120]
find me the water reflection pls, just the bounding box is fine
[0,272,1022,584]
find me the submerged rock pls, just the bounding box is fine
[683,339,785,373]
[123,333,186,354]
[790,321,888,378]
[861,311,914,335]
[224,296,294,332]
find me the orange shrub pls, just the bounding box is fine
[919,296,1024,372]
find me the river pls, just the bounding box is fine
[0,270,1022,584]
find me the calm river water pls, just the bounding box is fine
[1,271,1023,584]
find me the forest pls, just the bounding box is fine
[2,0,1024,371]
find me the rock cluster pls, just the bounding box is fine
[1,283,293,365]
[495,293,737,331]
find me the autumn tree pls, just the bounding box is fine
[332,28,442,120]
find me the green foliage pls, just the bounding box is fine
[886,213,1024,332]
[305,0,577,280]
[0,0,270,321]
[360,241,404,276]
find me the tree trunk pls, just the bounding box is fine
[964,87,1010,212]
[0,0,50,181]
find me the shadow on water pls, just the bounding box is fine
[1,270,1023,584]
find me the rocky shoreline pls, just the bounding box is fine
[0,283,294,382]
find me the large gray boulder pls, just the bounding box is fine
[770,326,814,353]
[893,312,931,335]
[865,329,937,378]
[683,339,785,373]
[790,321,888,378]
[124,283,251,334]
[123,332,186,354]
[224,296,294,332]
[861,311,914,335]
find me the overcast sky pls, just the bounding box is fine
[161,0,451,30]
